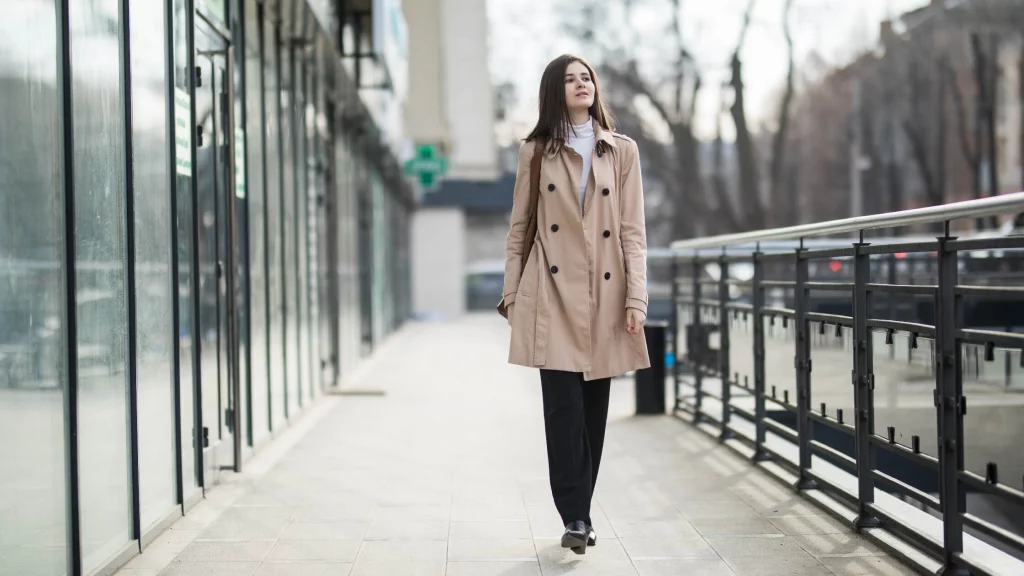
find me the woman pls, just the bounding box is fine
[499,54,650,555]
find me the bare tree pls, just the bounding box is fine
[769,0,796,226]
[559,0,752,239]
[727,0,766,230]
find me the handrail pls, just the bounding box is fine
[670,191,1024,251]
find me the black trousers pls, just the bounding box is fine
[540,369,611,527]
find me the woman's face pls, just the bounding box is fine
[564,61,595,114]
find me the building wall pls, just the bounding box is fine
[997,38,1023,194]
[465,212,510,265]
[402,0,448,147]
[412,208,466,317]
[439,0,498,181]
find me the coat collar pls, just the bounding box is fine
[541,119,618,158]
[593,120,618,150]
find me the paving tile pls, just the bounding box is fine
[633,558,737,576]
[121,549,180,570]
[294,505,376,523]
[157,562,261,576]
[445,561,541,576]
[451,502,529,521]
[676,501,762,521]
[690,518,783,536]
[618,536,717,559]
[535,537,628,563]
[706,536,811,559]
[355,540,448,563]
[450,520,532,539]
[348,560,445,576]
[724,555,833,576]
[281,522,369,540]
[608,519,699,539]
[254,562,353,576]
[447,538,537,561]
[540,558,640,575]
[115,570,162,576]
[789,533,885,557]
[364,519,448,540]
[371,504,449,523]
[818,556,918,575]
[199,507,294,540]
[266,539,361,562]
[769,515,850,536]
[176,541,272,562]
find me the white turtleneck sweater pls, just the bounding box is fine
[565,118,596,213]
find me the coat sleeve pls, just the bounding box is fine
[619,139,648,315]
[501,140,537,307]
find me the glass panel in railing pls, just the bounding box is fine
[728,309,755,427]
[872,329,939,479]
[808,321,855,442]
[961,338,1024,483]
[960,336,1024,557]
[763,312,797,426]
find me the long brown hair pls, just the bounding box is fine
[525,54,614,151]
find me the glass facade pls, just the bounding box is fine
[130,0,177,533]
[0,1,68,574]
[69,0,133,569]
[0,0,412,573]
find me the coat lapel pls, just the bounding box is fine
[584,123,618,219]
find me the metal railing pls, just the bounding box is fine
[662,192,1024,575]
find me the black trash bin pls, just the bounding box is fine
[635,321,667,414]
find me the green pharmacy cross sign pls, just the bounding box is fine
[404,144,449,189]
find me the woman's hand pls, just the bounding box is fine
[626,308,646,335]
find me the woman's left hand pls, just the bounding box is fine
[626,308,646,335]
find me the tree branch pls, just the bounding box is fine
[902,119,942,206]
[769,0,795,226]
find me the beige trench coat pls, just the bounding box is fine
[501,122,650,381]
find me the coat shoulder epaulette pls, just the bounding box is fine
[611,132,635,146]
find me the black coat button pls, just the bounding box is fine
[604,272,611,280]
[596,148,603,158]
[602,188,610,196]
[603,230,610,238]
[550,266,558,274]
[548,183,555,191]
[551,224,559,232]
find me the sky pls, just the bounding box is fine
[486,0,928,144]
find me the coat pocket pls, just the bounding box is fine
[517,242,541,298]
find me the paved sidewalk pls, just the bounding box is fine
[116,315,914,576]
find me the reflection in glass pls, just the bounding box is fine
[0,1,68,574]
[245,0,269,444]
[173,0,199,499]
[69,0,132,569]
[296,57,311,406]
[281,40,300,416]
[265,18,285,429]
[131,0,177,531]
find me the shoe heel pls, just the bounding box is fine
[571,545,586,555]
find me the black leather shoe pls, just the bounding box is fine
[561,521,588,554]
[588,526,596,546]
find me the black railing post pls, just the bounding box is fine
[753,246,770,461]
[936,228,967,574]
[853,238,881,529]
[794,243,817,489]
[671,255,680,412]
[692,255,703,423]
[719,252,732,440]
